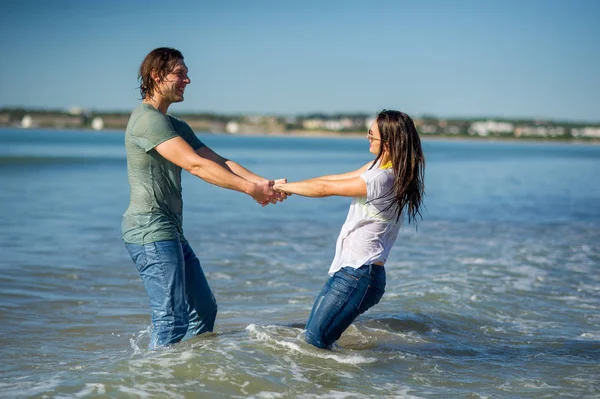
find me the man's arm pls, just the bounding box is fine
[196,145,288,203]
[155,136,275,204]
[195,146,266,183]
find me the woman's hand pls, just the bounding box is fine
[273,181,291,195]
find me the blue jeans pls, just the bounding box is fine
[305,264,386,349]
[125,237,217,349]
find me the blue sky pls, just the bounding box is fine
[1,0,599,122]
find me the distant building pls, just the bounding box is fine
[0,112,10,126]
[469,120,514,136]
[68,107,84,116]
[97,115,130,130]
[91,116,104,130]
[571,127,600,138]
[225,121,239,134]
[20,113,82,129]
[303,119,325,130]
[21,115,33,128]
[514,126,566,137]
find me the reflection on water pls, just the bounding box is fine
[1,129,599,398]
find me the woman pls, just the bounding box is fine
[274,110,425,349]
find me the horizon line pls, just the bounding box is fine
[0,105,598,125]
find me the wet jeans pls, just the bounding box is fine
[305,264,386,349]
[125,237,217,349]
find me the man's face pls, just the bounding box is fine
[156,59,190,103]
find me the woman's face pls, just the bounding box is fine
[368,120,383,156]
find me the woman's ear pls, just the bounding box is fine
[383,142,391,153]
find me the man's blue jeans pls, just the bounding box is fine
[305,264,386,349]
[125,237,217,349]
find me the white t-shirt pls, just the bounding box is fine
[328,163,401,276]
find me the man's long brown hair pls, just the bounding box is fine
[138,47,184,100]
[371,110,425,224]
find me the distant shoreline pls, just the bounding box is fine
[3,108,599,142]
[214,129,600,145]
[1,126,599,145]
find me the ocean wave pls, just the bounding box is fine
[246,324,377,364]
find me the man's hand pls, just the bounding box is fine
[250,179,276,206]
[254,178,290,206]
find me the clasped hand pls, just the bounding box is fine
[256,178,290,206]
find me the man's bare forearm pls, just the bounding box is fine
[225,160,267,183]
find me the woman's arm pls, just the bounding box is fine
[306,161,374,181]
[274,176,366,198]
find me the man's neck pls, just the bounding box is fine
[143,97,170,114]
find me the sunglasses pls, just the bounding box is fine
[367,130,381,141]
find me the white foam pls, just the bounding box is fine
[209,272,232,280]
[246,324,377,365]
[74,383,106,397]
[2,374,64,397]
[179,349,194,361]
[117,385,163,398]
[362,326,428,344]
[269,241,290,246]
[295,386,425,399]
[458,257,488,265]
[578,283,600,293]
[254,392,286,398]
[578,332,600,340]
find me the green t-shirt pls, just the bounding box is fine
[122,103,205,244]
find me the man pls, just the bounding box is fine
[122,47,283,349]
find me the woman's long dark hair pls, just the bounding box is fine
[371,110,425,224]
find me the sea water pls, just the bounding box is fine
[0,128,599,398]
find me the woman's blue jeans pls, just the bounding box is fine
[125,237,217,349]
[305,264,386,349]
